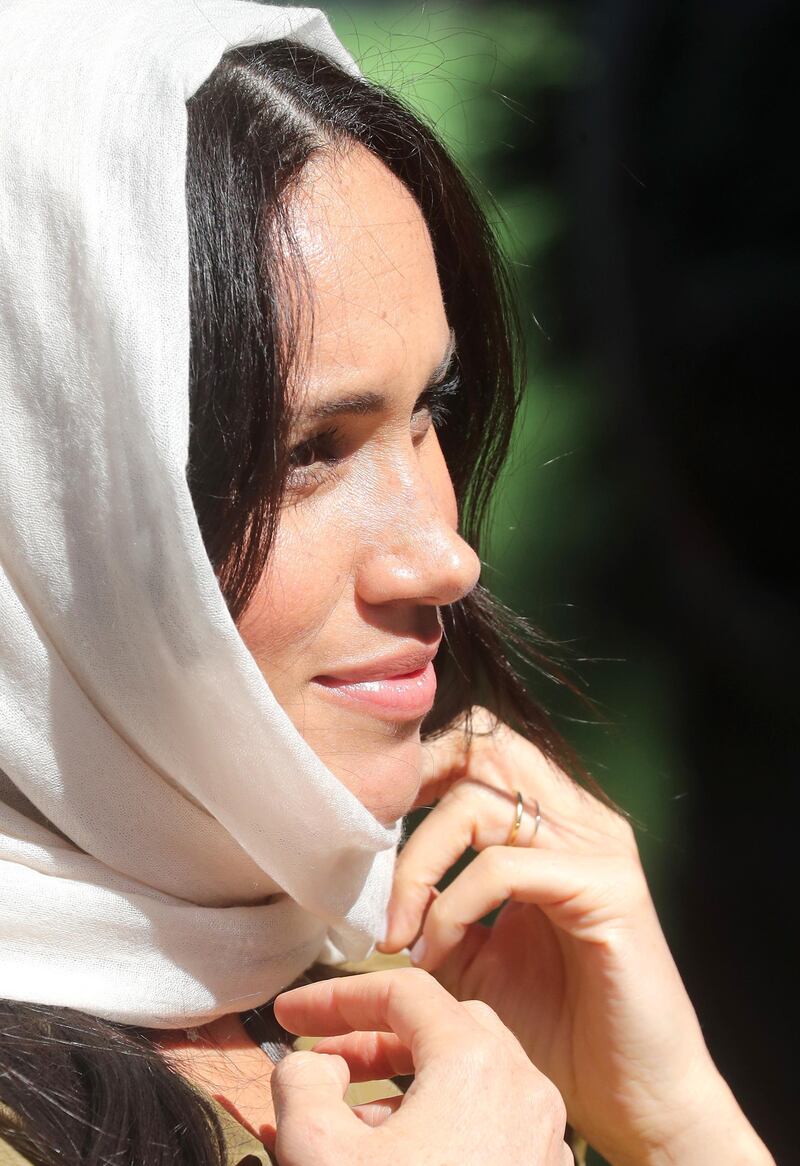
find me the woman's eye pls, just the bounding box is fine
[288,437,327,469]
[285,376,460,499]
[285,427,344,494]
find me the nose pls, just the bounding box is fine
[355,445,481,610]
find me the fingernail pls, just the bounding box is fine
[409,936,427,966]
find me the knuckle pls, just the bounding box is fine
[450,779,475,804]
[423,889,464,939]
[321,1052,348,1079]
[287,1109,338,1154]
[468,705,498,735]
[549,1087,568,1131]
[480,844,513,881]
[272,1048,325,1091]
[461,998,502,1026]
[474,1010,509,1048]
[390,965,437,994]
[273,1048,316,1080]
[403,964,435,986]
[611,811,638,850]
[454,1030,498,1073]
[444,1016,500,1065]
[422,893,447,931]
[392,871,429,903]
[533,1079,568,1132]
[617,812,637,843]
[614,853,648,901]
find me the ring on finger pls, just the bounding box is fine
[505,790,542,846]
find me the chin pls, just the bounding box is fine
[320,730,423,826]
[276,693,425,824]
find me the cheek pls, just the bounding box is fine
[236,516,346,663]
[235,469,435,827]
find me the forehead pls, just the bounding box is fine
[286,144,449,394]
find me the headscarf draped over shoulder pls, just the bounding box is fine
[0,0,399,1028]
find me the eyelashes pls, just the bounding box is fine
[285,376,461,496]
[423,375,460,427]
[286,424,341,473]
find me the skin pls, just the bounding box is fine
[156,142,488,1149]
[237,142,479,828]
[154,144,773,1165]
[271,971,572,1166]
[380,715,775,1165]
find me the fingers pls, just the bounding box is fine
[409,846,645,972]
[274,967,485,1066]
[386,722,638,954]
[420,710,566,804]
[310,999,509,1080]
[274,968,572,1165]
[271,1050,360,1162]
[421,710,627,837]
[351,1095,403,1126]
[460,997,515,1039]
[384,781,539,951]
[312,1030,413,1081]
[415,707,501,795]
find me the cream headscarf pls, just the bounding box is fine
[0,0,401,1028]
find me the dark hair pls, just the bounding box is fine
[1,39,598,1166]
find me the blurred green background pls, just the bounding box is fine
[323,3,794,1161]
[328,0,679,891]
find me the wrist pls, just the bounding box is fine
[622,1067,774,1166]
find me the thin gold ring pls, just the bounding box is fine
[505,791,543,847]
[505,790,524,846]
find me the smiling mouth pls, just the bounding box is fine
[312,661,437,720]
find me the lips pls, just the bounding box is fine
[312,645,439,720]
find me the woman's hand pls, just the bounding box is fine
[271,967,573,1165]
[380,709,774,1166]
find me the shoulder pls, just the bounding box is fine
[0,1105,34,1166]
[0,1139,32,1166]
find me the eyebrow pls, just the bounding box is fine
[299,328,457,424]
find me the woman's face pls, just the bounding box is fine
[237,145,480,826]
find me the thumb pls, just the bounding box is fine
[271,1050,361,1165]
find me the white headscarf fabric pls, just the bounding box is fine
[0,0,401,1028]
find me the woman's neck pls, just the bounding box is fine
[150,1011,278,1149]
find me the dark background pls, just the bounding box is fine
[327,3,796,1160]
